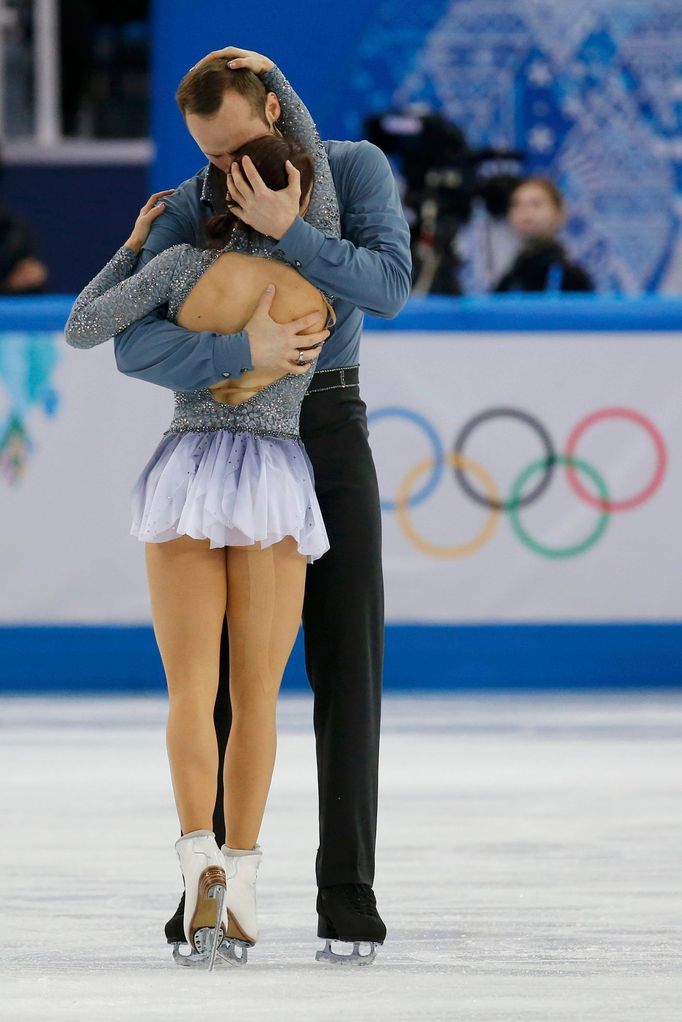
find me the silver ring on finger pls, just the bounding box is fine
[296,350,307,366]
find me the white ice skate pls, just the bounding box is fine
[172,830,227,971]
[215,844,262,967]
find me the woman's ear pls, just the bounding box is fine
[299,182,314,215]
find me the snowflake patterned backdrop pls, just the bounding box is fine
[346,0,682,294]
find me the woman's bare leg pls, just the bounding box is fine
[145,536,227,834]
[224,537,307,849]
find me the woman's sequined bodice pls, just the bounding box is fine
[170,366,313,440]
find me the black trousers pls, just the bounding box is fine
[211,383,384,888]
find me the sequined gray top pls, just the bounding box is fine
[65,67,341,441]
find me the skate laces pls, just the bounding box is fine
[340,884,378,917]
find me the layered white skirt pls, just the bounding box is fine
[130,430,329,563]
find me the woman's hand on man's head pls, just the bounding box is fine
[125,190,175,253]
[193,46,274,76]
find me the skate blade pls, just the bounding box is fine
[173,917,225,971]
[315,939,379,966]
[176,880,226,972]
[204,884,226,972]
[172,942,215,968]
[216,937,250,967]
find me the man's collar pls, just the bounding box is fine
[200,163,228,214]
[199,164,211,206]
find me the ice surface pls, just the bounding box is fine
[0,693,681,1021]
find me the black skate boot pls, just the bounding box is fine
[315,884,386,966]
[165,892,187,944]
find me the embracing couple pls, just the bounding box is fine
[66,45,411,969]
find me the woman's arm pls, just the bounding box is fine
[66,188,183,349]
[207,49,339,238]
[113,181,255,390]
[262,66,341,240]
[65,244,186,348]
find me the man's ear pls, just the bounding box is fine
[298,181,314,217]
[265,91,281,128]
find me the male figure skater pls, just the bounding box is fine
[114,46,411,964]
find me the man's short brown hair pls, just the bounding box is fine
[176,58,268,119]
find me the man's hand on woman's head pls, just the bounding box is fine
[227,156,302,241]
[193,46,274,75]
[125,190,175,253]
[245,285,329,375]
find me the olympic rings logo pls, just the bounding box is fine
[368,406,667,559]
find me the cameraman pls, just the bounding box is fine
[493,177,593,293]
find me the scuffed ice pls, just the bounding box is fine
[0,693,681,1021]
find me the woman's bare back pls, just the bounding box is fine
[177,252,332,406]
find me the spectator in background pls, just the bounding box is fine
[493,177,593,293]
[0,202,48,294]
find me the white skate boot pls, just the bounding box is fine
[172,830,226,971]
[216,844,262,966]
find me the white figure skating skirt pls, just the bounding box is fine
[130,430,329,563]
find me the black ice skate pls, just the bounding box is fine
[165,892,186,945]
[315,884,386,966]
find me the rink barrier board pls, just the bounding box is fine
[3,296,682,691]
[0,623,680,693]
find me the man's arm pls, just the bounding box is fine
[274,141,412,318]
[113,193,253,392]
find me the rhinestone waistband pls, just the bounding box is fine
[163,423,300,441]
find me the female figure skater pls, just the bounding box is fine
[65,65,340,970]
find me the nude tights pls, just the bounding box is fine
[145,534,306,849]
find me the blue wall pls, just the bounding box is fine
[149,1,376,190]
[10,2,682,293]
[2,163,148,293]
[150,1,682,294]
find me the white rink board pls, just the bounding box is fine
[1,337,170,622]
[1,331,681,624]
[362,332,682,622]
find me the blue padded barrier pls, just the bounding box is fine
[3,294,682,335]
[1,623,680,693]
